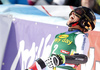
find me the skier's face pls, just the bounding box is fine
[67,12,80,25]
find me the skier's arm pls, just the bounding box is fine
[25,41,54,70]
[75,33,89,56]
[26,53,88,70]
[45,53,88,68]
[63,53,88,64]
[26,58,46,70]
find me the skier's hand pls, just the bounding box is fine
[45,54,64,68]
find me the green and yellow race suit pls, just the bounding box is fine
[50,29,89,70]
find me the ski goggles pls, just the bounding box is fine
[69,7,85,18]
[69,7,95,23]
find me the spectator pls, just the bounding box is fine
[27,0,38,5]
[1,0,28,5]
[52,0,100,15]
[0,0,2,4]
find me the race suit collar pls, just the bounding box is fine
[66,28,81,34]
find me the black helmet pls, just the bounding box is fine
[68,6,96,32]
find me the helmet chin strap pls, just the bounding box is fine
[67,21,79,27]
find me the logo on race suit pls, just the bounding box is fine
[60,49,70,54]
[54,34,72,45]
[59,35,69,38]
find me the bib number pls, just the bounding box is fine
[52,44,58,54]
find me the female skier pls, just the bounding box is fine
[26,6,96,70]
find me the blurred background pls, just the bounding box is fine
[0,0,100,14]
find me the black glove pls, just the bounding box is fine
[45,54,63,68]
[45,53,88,68]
